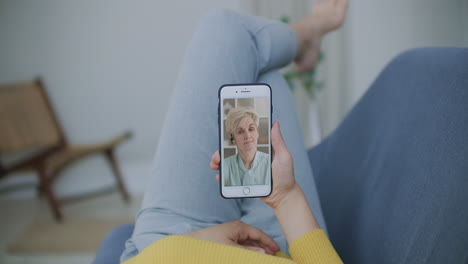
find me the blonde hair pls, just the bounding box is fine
[226,107,259,142]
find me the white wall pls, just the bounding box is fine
[0,0,241,160]
[0,0,241,197]
[343,0,468,114]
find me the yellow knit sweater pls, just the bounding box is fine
[123,229,343,264]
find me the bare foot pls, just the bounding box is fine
[291,0,348,72]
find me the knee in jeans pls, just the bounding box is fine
[198,8,241,32]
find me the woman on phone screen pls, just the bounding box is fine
[224,107,270,186]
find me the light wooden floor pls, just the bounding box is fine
[0,192,142,264]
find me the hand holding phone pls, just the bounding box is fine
[212,121,320,245]
[218,84,272,198]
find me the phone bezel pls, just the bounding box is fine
[218,83,272,199]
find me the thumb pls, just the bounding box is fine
[271,122,287,153]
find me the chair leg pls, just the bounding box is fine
[37,165,63,221]
[104,149,130,201]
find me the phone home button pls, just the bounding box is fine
[242,187,250,195]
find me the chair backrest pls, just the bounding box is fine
[308,47,468,263]
[0,78,65,156]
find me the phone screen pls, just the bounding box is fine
[219,84,272,198]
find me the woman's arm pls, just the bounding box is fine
[207,121,342,263]
[272,184,320,244]
[260,122,320,244]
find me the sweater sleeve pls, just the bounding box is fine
[122,229,342,264]
[289,229,343,264]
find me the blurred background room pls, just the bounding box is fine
[0,0,467,263]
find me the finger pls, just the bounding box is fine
[255,241,275,255]
[241,240,275,255]
[229,242,267,254]
[215,174,220,182]
[236,222,280,254]
[241,245,266,254]
[211,150,221,166]
[271,122,288,153]
[210,160,219,170]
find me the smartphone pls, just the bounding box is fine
[218,83,272,198]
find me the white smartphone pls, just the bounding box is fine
[218,83,272,198]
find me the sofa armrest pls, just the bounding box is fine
[92,224,134,264]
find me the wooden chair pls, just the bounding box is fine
[0,77,132,221]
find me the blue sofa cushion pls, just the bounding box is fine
[308,47,468,263]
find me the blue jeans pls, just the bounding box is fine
[121,9,326,262]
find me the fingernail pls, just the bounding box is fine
[256,248,266,254]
